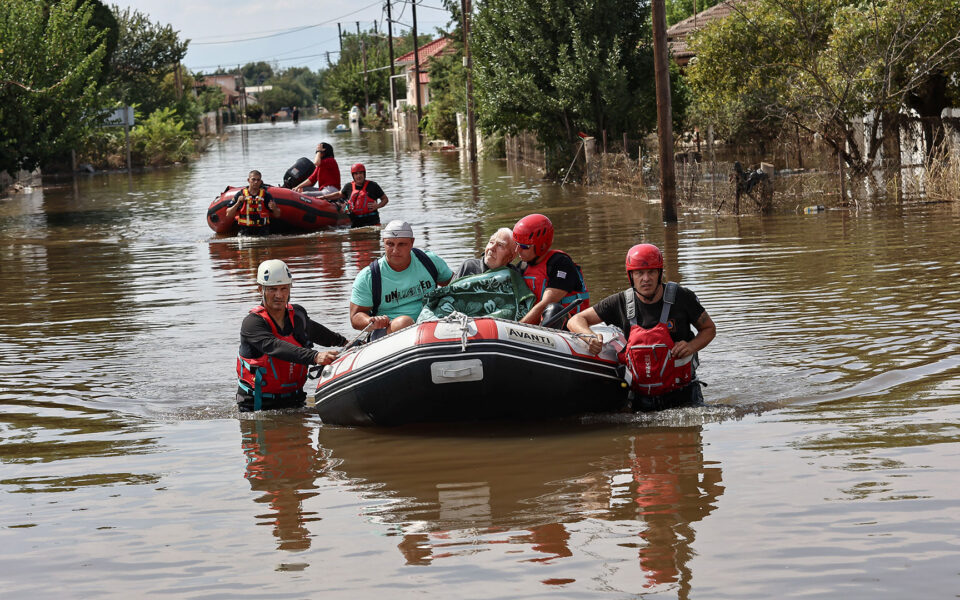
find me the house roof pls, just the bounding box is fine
[394,37,456,67]
[666,0,745,65]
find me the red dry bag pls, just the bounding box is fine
[618,282,694,396]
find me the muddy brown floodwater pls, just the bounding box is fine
[1,119,959,598]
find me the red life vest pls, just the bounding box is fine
[618,283,693,396]
[521,249,590,313]
[236,305,309,409]
[235,187,271,227]
[348,181,375,216]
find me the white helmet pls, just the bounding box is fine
[257,259,293,286]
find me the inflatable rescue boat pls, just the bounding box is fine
[313,313,629,426]
[206,185,349,234]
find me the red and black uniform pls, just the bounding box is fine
[340,180,385,227]
[592,284,706,410]
[520,249,590,313]
[236,303,347,411]
[233,187,275,235]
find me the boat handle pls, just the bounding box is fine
[440,367,474,377]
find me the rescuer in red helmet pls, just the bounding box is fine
[320,162,389,227]
[568,243,716,411]
[512,213,590,326]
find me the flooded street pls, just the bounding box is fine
[2,119,959,598]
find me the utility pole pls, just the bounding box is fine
[461,0,477,162]
[411,0,423,147]
[357,22,369,112]
[651,0,677,222]
[337,23,342,51]
[386,0,396,124]
[174,61,183,99]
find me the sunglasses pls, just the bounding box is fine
[516,242,533,249]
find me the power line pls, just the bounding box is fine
[190,1,383,45]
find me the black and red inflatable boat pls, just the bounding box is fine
[206,185,349,235]
[313,314,629,426]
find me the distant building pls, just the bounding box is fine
[393,37,457,109]
[199,74,259,107]
[667,0,745,67]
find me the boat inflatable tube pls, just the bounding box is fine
[282,157,316,189]
[314,315,629,426]
[206,185,348,234]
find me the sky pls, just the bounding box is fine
[110,0,455,73]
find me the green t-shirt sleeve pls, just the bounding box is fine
[426,250,453,283]
[350,266,374,307]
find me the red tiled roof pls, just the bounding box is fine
[666,0,746,63]
[394,37,456,66]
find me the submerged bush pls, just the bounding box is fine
[130,107,195,166]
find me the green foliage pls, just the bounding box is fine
[258,84,305,114]
[421,52,465,142]
[0,0,108,176]
[197,83,225,113]
[106,7,188,116]
[130,107,194,166]
[242,61,274,85]
[321,29,425,114]
[256,67,323,113]
[686,0,960,174]
[76,127,126,169]
[473,0,666,175]
[665,0,725,26]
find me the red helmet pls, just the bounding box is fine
[513,214,554,256]
[626,243,663,273]
[350,163,366,175]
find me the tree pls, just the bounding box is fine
[0,0,108,176]
[421,51,465,143]
[472,0,669,175]
[242,61,274,86]
[321,29,425,113]
[686,0,960,177]
[106,7,188,117]
[665,0,724,26]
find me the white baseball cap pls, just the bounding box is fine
[381,220,414,239]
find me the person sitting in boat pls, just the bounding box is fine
[418,262,533,321]
[567,243,717,411]
[349,220,453,338]
[454,227,519,278]
[237,259,347,412]
[513,213,590,327]
[319,163,388,228]
[293,142,341,194]
[224,170,281,236]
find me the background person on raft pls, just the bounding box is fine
[349,220,453,336]
[237,259,346,412]
[567,243,717,409]
[293,142,340,193]
[513,213,590,326]
[454,227,519,279]
[320,163,388,228]
[224,170,281,236]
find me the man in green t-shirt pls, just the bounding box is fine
[349,220,453,336]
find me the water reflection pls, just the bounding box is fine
[240,415,323,552]
[317,424,722,594]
